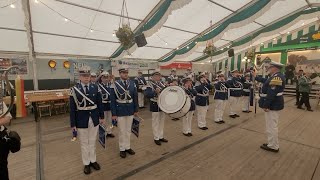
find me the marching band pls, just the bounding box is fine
[69,63,285,174]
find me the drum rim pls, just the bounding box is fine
[158,86,186,113]
[168,95,191,118]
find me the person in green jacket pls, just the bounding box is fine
[297,73,314,111]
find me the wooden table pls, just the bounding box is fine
[4,89,70,121]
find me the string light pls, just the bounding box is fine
[35,0,114,36]
[187,46,189,49]
[112,33,116,37]
[287,32,290,34]
[165,42,168,45]
[10,4,15,8]
[35,0,39,3]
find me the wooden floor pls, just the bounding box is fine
[7,97,320,180]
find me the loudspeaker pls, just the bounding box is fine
[135,33,147,47]
[228,48,234,57]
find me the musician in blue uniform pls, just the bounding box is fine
[90,72,97,84]
[110,68,138,158]
[97,71,115,138]
[181,77,197,136]
[227,70,243,118]
[0,103,12,180]
[134,70,147,108]
[167,68,179,84]
[213,73,228,124]
[254,61,285,153]
[69,66,104,174]
[242,73,252,113]
[194,74,212,130]
[144,71,169,145]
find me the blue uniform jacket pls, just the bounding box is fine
[242,80,252,96]
[98,82,111,111]
[227,76,243,97]
[183,87,197,111]
[194,82,212,106]
[255,72,285,110]
[110,80,138,117]
[214,81,228,100]
[144,81,166,112]
[134,76,147,93]
[70,83,104,128]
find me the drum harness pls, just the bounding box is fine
[71,85,97,111]
[182,86,195,101]
[213,81,228,99]
[149,81,166,103]
[228,78,243,98]
[98,83,111,104]
[197,83,210,97]
[114,80,133,104]
[136,77,146,90]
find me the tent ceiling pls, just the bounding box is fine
[0,0,318,62]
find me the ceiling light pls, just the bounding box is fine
[177,47,179,50]
[195,41,198,44]
[165,42,168,45]
[35,0,39,3]
[273,38,277,41]
[64,18,69,22]
[187,46,189,49]
[302,22,305,26]
[10,4,15,8]
[287,32,290,34]
[260,42,264,45]
[90,29,93,32]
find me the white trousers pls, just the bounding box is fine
[104,111,112,134]
[182,111,194,134]
[242,96,250,111]
[197,105,208,128]
[152,112,165,140]
[138,92,144,107]
[229,96,241,115]
[214,100,227,122]
[78,118,99,165]
[265,110,279,150]
[118,116,133,151]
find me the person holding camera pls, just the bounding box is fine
[0,102,13,180]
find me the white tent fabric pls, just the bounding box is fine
[0,0,319,63]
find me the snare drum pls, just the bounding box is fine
[158,86,191,118]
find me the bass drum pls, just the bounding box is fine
[158,86,191,119]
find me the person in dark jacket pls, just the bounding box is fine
[213,73,228,124]
[181,77,197,136]
[69,66,104,174]
[254,61,285,153]
[194,74,212,130]
[241,73,252,113]
[227,70,243,118]
[0,103,12,180]
[295,70,304,105]
[297,73,314,111]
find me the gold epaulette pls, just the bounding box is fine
[269,77,282,86]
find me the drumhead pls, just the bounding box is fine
[158,86,186,114]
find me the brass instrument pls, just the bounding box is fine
[0,66,16,118]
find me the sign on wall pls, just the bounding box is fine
[160,62,192,69]
[69,59,111,85]
[0,57,28,75]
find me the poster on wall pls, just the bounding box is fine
[255,53,281,75]
[0,57,28,75]
[69,59,111,85]
[160,62,192,69]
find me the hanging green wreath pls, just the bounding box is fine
[116,24,134,50]
[203,44,217,56]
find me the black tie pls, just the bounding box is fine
[84,85,89,95]
[124,81,127,88]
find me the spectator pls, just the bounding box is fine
[297,73,314,111]
[285,64,295,85]
[295,70,304,105]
